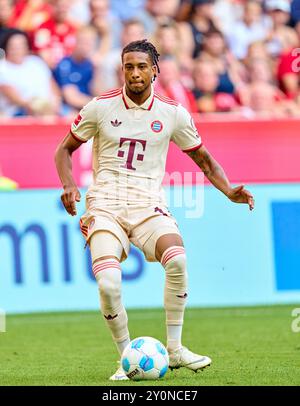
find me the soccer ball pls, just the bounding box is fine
[121,336,169,380]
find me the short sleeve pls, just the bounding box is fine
[171,104,202,152]
[70,99,98,143]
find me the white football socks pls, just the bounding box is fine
[167,325,183,352]
[161,246,187,352]
[115,338,130,356]
[93,259,130,354]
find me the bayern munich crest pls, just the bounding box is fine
[151,120,163,133]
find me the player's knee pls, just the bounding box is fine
[94,259,122,305]
[164,253,188,318]
[162,247,188,302]
[98,277,120,302]
[167,254,186,274]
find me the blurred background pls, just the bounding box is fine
[0,0,300,313]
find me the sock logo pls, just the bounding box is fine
[104,314,118,320]
[176,293,188,299]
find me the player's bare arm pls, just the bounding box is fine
[187,145,255,211]
[55,132,82,216]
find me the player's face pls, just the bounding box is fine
[122,52,156,94]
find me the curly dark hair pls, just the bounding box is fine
[122,39,160,81]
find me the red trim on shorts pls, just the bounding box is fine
[79,219,88,236]
[70,130,86,143]
[182,143,203,153]
[80,229,88,237]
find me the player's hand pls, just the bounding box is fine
[226,185,255,211]
[61,186,81,216]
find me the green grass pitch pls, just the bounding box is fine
[0,305,299,386]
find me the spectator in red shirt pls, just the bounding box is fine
[155,56,199,113]
[9,0,52,34]
[239,81,299,117]
[32,0,78,69]
[277,47,300,98]
[238,57,285,106]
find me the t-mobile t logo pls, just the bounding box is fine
[118,137,147,170]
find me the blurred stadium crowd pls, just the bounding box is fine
[1,0,300,118]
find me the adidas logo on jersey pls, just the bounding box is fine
[111,119,122,127]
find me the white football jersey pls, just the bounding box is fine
[70,86,202,205]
